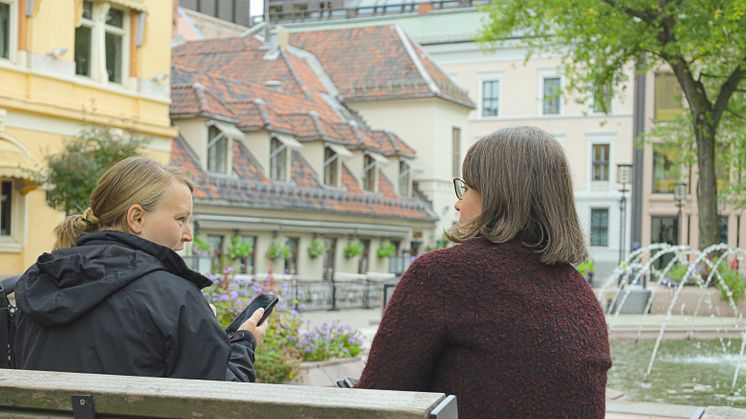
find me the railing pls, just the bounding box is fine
[290,278,397,311]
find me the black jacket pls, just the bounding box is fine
[13,231,256,382]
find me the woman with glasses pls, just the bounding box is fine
[356,127,611,418]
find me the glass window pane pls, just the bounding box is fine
[105,32,122,83]
[655,73,683,120]
[1,181,11,236]
[653,144,679,193]
[270,138,287,181]
[590,209,608,247]
[284,238,299,275]
[82,1,93,19]
[482,80,499,117]
[651,216,678,269]
[543,77,560,115]
[324,147,337,186]
[106,8,124,28]
[592,144,609,181]
[0,3,9,59]
[364,155,375,191]
[75,26,92,76]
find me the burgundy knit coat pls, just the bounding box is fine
[357,237,611,418]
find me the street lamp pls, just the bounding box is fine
[617,163,633,263]
[673,182,688,245]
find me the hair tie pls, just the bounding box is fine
[82,207,100,225]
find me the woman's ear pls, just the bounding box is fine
[126,204,145,235]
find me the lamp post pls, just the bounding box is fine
[617,163,633,263]
[673,182,688,245]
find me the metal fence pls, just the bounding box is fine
[289,279,394,311]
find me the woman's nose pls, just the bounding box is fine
[454,200,461,212]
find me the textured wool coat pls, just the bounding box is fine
[357,237,611,418]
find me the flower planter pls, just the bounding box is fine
[293,356,364,387]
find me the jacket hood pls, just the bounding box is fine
[15,231,212,327]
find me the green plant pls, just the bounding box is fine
[307,239,325,259]
[665,264,692,284]
[576,259,595,277]
[376,241,396,259]
[343,240,363,259]
[192,235,212,256]
[716,269,746,304]
[267,240,291,261]
[226,235,253,261]
[37,126,148,214]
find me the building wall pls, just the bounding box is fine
[0,0,176,276]
[424,41,636,277]
[347,97,470,240]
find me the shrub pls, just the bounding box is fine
[576,259,594,277]
[307,239,325,259]
[192,235,212,256]
[343,240,363,259]
[226,235,253,261]
[716,268,746,304]
[376,241,396,259]
[297,322,365,362]
[267,240,291,261]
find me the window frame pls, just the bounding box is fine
[652,143,679,194]
[323,146,339,187]
[591,83,614,115]
[0,0,18,63]
[74,1,131,85]
[589,208,609,247]
[398,160,412,197]
[591,143,610,182]
[363,153,377,192]
[479,74,502,118]
[270,137,289,182]
[207,125,229,175]
[541,75,562,116]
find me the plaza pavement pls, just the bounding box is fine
[301,309,746,418]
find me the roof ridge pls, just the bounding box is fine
[393,25,440,95]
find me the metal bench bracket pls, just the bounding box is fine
[71,394,96,419]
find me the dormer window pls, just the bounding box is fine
[207,126,228,174]
[363,154,376,192]
[270,137,287,181]
[323,144,351,187]
[398,161,412,197]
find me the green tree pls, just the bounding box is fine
[39,126,148,214]
[480,0,746,249]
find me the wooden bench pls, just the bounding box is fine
[0,369,457,418]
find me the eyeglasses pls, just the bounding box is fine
[453,178,466,200]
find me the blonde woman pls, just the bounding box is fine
[13,157,266,381]
[357,127,611,417]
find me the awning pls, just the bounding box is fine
[367,152,389,166]
[211,121,245,141]
[275,134,303,150]
[0,140,41,193]
[100,0,148,13]
[326,143,352,158]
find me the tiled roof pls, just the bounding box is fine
[171,83,237,122]
[171,136,436,221]
[290,26,475,109]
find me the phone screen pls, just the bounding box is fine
[225,293,279,333]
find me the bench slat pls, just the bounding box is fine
[0,369,449,418]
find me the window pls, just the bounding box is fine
[655,73,683,121]
[75,1,129,84]
[239,235,256,275]
[75,1,94,77]
[1,180,11,236]
[323,146,338,186]
[452,127,461,178]
[592,84,612,114]
[651,216,678,269]
[398,161,411,197]
[207,126,228,174]
[104,7,125,83]
[0,2,10,60]
[592,144,609,181]
[268,4,283,22]
[542,77,561,115]
[652,144,679,193]
[270,137,287,181]
[284,237,299,275]
[590,209,608,247]
[481,79,500,117]
[206,234,224,269]
[358,238,370,274]
[363,154,376,192]
[719,216,728,244]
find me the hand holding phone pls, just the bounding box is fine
[225,293,279,334]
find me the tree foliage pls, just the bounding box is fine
[39,126,148,214]
[480,0,746,248]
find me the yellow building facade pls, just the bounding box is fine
[0,0,175,276]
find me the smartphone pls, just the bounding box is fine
[225,293,279,333]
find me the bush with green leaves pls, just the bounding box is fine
[576,259,594,277]
[267,240,291,261]
[297,322,365,362]
[307,239,325,259]
[343,240,363,259]
[716,268,746,304]
[226,235,253,261]
[376,241,396,259]
[38,126,148,214]
[192,235,212,256]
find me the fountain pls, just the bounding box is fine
[600,243,746,406]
